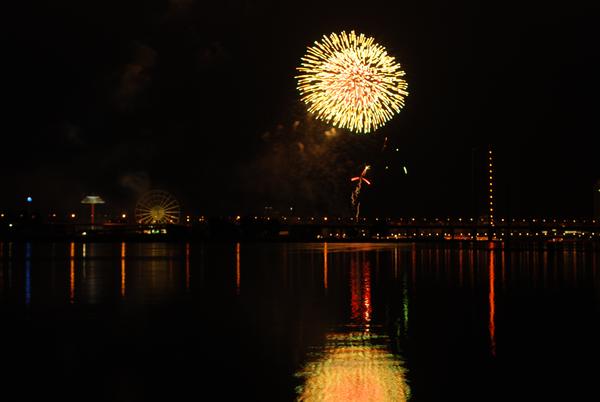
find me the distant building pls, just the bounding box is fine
[595,180,600,218]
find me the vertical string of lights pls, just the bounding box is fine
[488,147,495,231]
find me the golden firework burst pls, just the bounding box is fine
[296,31,408,133]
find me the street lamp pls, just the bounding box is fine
[81,195,105,225]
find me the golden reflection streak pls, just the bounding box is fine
[235,242,241,295]
[120,242,126,298]
[186,242,190,292]
[323,243,328,290]
[296,331,410,402]
[489,242,496,357]
[69,242,75,304]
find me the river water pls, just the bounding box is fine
[1,241,598,401]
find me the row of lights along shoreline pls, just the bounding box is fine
[2,147,600,241]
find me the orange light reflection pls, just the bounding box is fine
[489,243,496,357]
[69,242,75,304]
[120,242,126,298]
[458,244,463,287]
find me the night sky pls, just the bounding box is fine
[3,0,599,218]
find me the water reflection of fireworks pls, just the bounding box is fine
[296,257,410,401]
[295,329,410,402]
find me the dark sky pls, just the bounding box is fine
[2,0,599,218]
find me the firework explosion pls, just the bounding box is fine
[297,31,408,134]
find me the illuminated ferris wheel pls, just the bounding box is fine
[135,190,181,224]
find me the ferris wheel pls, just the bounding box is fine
[135,190,181,224]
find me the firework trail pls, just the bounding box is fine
[381,136,389,152]
[350,136,408,218]
[351,164,371,220]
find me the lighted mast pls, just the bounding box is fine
[488,148,494,228]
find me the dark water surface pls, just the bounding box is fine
[1,241,599,401]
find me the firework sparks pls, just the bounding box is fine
[296,31,408,134]
[381,136,389,152]
[351,176,371,185]
[351,165,371,220]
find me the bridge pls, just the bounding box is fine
[268,216,600,242]
[2,215,600,242]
